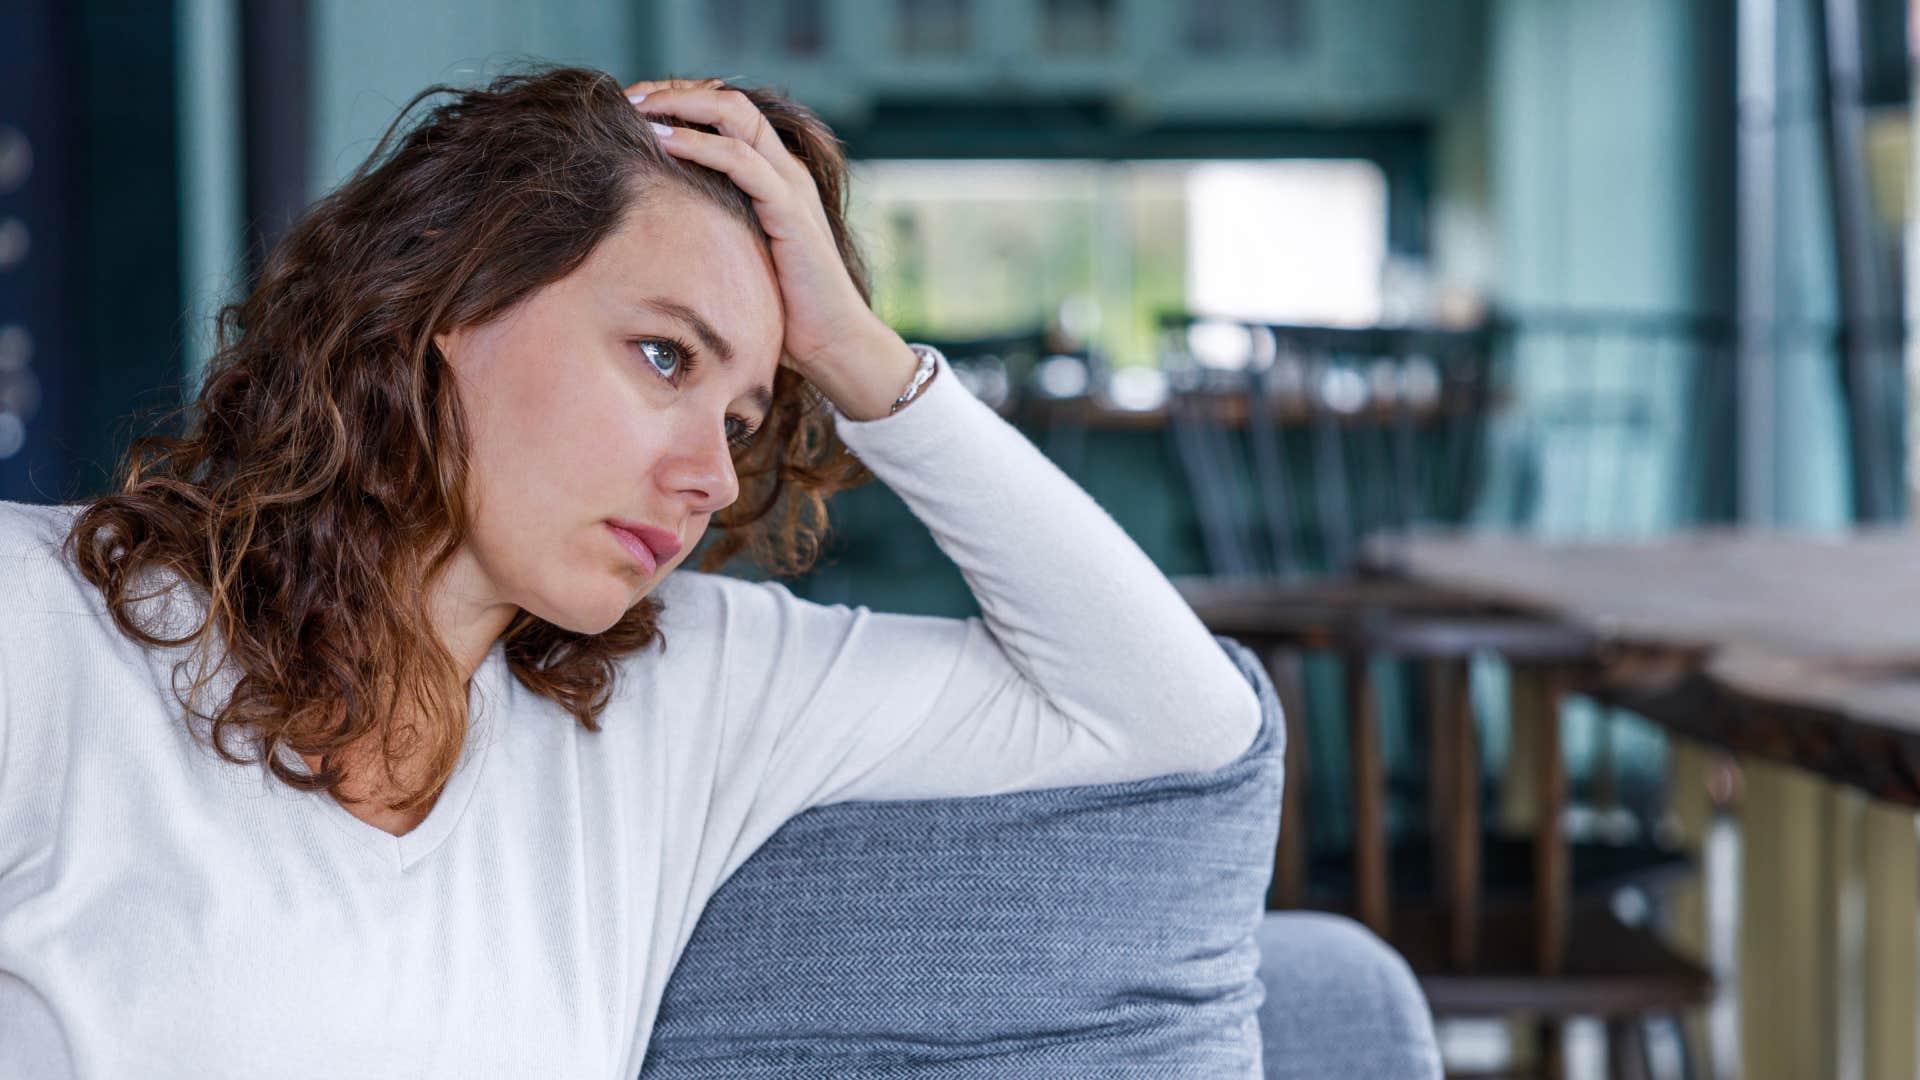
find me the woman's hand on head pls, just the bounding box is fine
[622,79,904,392]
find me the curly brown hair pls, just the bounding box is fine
[62,65,874,815]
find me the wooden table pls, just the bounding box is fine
[1177,570,1717,1080]
[1367,526,1920,805]
[1173,572,1601,944]
[1353,526,1920,1080]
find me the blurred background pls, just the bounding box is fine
[8,1,1920,1077]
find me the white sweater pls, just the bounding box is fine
[0,349,1262,1079]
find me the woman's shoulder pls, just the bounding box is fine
[0,498,83,551]
[0,501,131,879]
[0,500,96,612]
[0,499,205,643]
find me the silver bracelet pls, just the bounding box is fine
[890,343,942,415]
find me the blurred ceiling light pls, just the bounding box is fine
[0,127,28,194]
[0,218,28,270]
[0,325,31,373]
[0,413,24,461]
[0,366,38,422]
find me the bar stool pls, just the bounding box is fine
[1178,578,1712,1078]
[1160,317,1713,1076]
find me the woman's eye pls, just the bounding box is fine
[637,340,681,378]
[634,337,756,448]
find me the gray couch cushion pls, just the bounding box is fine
[1255,912,1444,1078]
[639,634,1284,1077]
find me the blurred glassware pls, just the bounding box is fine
[0,322,37,462]
[1318,363,1369,415]
[1400,354,1443,411]
[1268,344,1308,407]
[1054,293,1099,350]
[950,353,1012,411]
[1365,358,1402,408]
[1030,353,1091,399]
[1186,318,1259,371]
[1102,365,1169,412]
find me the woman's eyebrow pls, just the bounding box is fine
[634,296,773,415]
[637,297,735,363]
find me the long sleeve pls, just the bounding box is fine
[0,468,1261,1079]
[653,346,1263,822]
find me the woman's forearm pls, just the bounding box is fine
[829,343,1262,776]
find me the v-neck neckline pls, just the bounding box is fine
[292,638,513,873]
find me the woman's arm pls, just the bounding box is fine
[825,341,1263,778]
[626,79,1261,819]
[651,342,1261,825]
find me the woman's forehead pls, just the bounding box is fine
[587,200,782,335]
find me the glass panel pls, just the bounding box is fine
[702,0,751,55]
[894,0,971,54]
[1253,0,1308,52]
[703,0,826,58]
[1184,0,1307,55]
[1183,0,1231,54]
[783,0,826,57]
[1041,0,1117,54]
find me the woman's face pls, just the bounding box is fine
[431,187,784,648]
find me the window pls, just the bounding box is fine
[1185,160,1386,327]
[849,158,1389,369]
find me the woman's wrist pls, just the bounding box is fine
[804,324,925,422]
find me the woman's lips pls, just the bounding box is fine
[606,521,681,574]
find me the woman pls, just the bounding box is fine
[0,66,1260,1076]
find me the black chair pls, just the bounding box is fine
[1158,314,1710,1079]
[915,326,1104,483]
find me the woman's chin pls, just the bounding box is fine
[535,586,650,637]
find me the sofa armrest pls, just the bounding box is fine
[1255,911,1444,1079]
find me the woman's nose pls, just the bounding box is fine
[662,428,740,513]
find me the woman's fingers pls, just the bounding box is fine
[635,88,781,162]
[616,78,889,383]
[630,86,818,195]
[649,123,795,221]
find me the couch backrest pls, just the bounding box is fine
[640,634,1285,1077]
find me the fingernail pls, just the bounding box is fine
[626,92,649,105]
[649,121,673,137]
